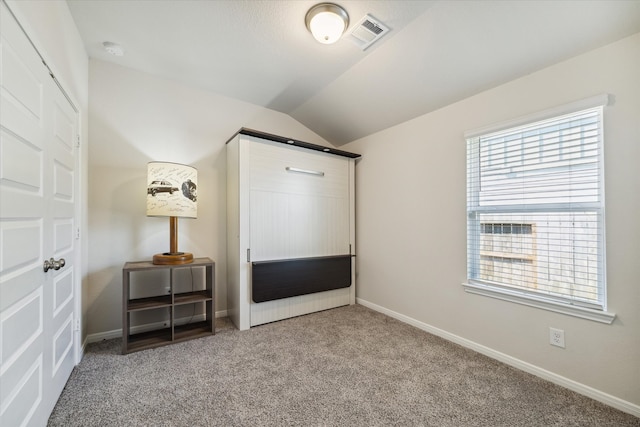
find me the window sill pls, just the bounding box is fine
[462,282,616,324]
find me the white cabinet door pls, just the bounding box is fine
[249,139,351,261]
[0,3,78,426]
[247,139,353,326]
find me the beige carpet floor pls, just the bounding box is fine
[48,304,639,426]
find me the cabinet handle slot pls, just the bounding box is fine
[285,167,324,177]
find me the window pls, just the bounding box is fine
[465,96,614,323]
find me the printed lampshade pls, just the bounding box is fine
[146,162,197,218]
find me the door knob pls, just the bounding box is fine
[43,257,65,273]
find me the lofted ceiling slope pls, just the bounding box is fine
[66,0,640,146]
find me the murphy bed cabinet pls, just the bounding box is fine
[122,258,215,354]
[226,128,360,330]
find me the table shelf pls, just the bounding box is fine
[127,328,172,353]
[127,295,172,311]
[174,290,212,306]
[174,321,213,342]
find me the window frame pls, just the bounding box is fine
[463,95,615,324]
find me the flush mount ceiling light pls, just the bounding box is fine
[305,3,349,44]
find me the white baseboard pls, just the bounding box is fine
[356,298,640,418]
[85,309,228,344]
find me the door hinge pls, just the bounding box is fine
[74,318,80,332]
[76,134,80,148]
[75,227,80,240]
[247,248,251,263]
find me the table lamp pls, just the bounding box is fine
[146,161,197,265]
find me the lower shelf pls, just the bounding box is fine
[127,328,172,353]
[125,322,214,353]
[174,321,213,342]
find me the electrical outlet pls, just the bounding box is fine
[549,327,565,348]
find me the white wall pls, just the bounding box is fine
[5,0,90,342]
[86,59,334,337]
[342,33,640,410]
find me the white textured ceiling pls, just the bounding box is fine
[66,0,640,145]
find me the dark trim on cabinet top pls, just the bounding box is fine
[226,128,361,159]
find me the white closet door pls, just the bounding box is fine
[0,3,78,426]
[46,67,78,420]
[248,139,352,326]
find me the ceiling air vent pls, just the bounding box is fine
[348,14,389,51]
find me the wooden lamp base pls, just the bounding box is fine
[153,252,193,265]
[152,216,194,265]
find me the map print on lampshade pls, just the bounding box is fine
[147,162,197,218]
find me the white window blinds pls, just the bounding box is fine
[466,105,606,311]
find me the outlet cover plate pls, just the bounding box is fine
[550,327,565,348]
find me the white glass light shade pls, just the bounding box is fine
[146,162,197,218]
[305,3,349,44]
